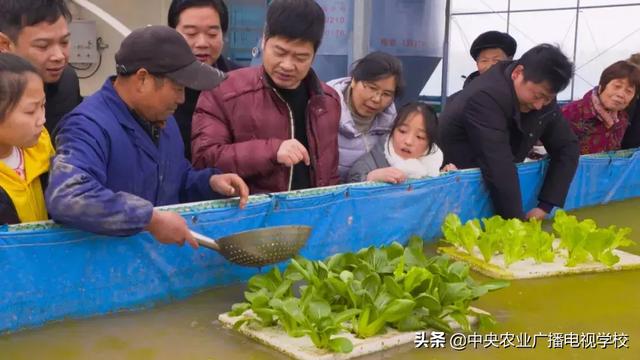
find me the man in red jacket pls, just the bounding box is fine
[191,0,341,194]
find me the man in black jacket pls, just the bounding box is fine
[621,101,640,149]
[168,0,242,160]
[622,53,640,149]
[447,31,517,104]
[439,44,579,220]
[464,31,517,89]
[0,0,82,134]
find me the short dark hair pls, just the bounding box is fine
[517,44,574,94]
[0,0,71,42]
[167,0,229,33]
[598,60,640,97]
[0,53,41,123]
[628,53,640,68]
[264,0,325,52]
[351,51,405,97]
[391,101,439,155]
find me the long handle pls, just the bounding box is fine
[190,230,221,251]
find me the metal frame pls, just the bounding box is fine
[570,0,581,100]
[352,0,371,62]
[439,0,640,100]
[451,2,640,16]
[440,0,452,106]
[70,0,131,37]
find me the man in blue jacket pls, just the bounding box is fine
[46,26,248,248]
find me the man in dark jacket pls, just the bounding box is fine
[0,0,82,134]
[168,0,242,160]
[447,31,517,104]
[465,31,517,87]
[621,100,640,149]
[439,44,579,220]
[192,0,341,194]
[46,26,248,248]
[622,53,640,149]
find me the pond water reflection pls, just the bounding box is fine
[1,199,639,360]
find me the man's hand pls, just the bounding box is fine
[277,139,310,167]
[209,173,249,208]
[146,210,198,248]
[441,163,458,172]
[526,207,548,221]
[366,167,408,184]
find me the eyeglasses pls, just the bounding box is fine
[360,81,395,101]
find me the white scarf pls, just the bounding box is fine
[383,137,443,178]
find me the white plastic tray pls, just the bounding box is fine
[439,246,640,279]
[218,309,482,360]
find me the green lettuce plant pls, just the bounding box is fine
[228,237,509,353]
[442,211,634,268]
[553,210,635,267]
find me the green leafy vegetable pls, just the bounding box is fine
[442,214,482,255]
[228,237,509,353]
[553,210,635,267]
[441,211,634,268]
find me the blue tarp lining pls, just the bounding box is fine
[0,149,638,334]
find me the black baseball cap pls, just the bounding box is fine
[115,25,226,90]
[470,31,517,61]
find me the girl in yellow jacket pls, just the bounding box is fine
[0,53,54,224]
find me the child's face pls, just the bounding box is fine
[391,111,429,160]
[0,73,46,149]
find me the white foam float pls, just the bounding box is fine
[218,308,485,360]
[439,246,640,280]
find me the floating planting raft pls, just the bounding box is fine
[218,309,484,360]
[439,246,640,279]
[438,211,640,279]
[217,238,506,359]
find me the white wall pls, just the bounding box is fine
[68,0,172,96]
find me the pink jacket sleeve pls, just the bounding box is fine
[560,100,585,138]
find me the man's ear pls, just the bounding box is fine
[0,32,15,53]
[133,68,151,92]
[511,64,524,81]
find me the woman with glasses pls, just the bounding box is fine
[327,51,404,181]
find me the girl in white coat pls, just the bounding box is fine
[347,102,455,184]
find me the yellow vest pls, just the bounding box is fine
[0,129,54,223]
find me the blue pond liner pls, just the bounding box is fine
[1,148,639,333]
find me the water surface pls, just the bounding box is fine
[1,199,639,360]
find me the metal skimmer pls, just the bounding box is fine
[190,225,311,267]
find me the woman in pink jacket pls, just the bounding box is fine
[562,60,640,154]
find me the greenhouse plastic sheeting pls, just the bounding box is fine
[0,149,638,333]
